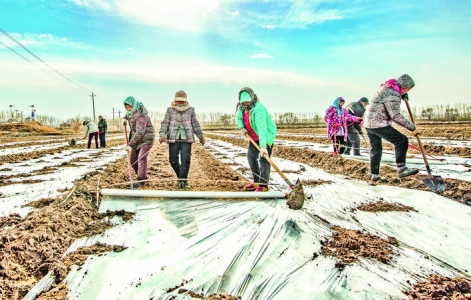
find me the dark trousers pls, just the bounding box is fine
[345,127,361,155]
[130,144,152,181]
[99,133,106,147]
[87,132,99,148]
[169,142,192,182]
[247,141,273,186]
[366,126,409,175]
[332,136,346,154]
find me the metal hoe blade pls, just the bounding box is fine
[286,179,305,210]
[421,175,446,193]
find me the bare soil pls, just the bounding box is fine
[354,199,418,213]
[318,226,397,271]
[206,133,471,205]
[404,274,471,299]
[278,123,471,157]
[1,122,470,299]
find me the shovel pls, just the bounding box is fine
[124,123,134,188]
[404,98,446,193]
[245,134,306,209]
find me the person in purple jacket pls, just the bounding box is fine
[123,96,155,188]
[324,97,362,155]
[159,90,205,190]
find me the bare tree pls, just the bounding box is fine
[421,108,434,120]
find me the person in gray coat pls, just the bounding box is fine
[364,74,420,184]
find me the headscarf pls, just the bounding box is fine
[171,101,190,112]
[381,79,401,93]
[123,96,148,118]
[381,74,415,93]
[333,97,345,116]
[236,87,258,112]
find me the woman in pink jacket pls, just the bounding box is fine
[324,97,362,154]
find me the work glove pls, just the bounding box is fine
[260,148,269,157]
[159,136,167,144]
[199,137,205,145]
[240,128,248,137]
[411,129,420,136]
[401,93,409,101]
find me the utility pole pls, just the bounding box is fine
[90,93,96,120]
[117,110,121,130]
[112,108,116,130]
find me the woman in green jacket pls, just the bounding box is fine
[237,87,277,192]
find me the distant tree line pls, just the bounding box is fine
[1,102,470,128]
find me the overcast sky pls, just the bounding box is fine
[1,0,471,121]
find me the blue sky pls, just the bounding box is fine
[1,0,471,121]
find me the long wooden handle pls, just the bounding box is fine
[245,134,294,189]
[124,124,134,186]
[404,98,432,176]
[124,121,130,146]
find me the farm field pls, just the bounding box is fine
[1,122,471,299]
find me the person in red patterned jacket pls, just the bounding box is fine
[123,96,155,188]
[159,90,205,190]
[324,97,362,155]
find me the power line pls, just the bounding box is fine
[0,27,90,94]
[0,39,86,94]
[0,28,117,118]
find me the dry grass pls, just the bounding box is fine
[0,121,59,134]
[70,120,82,133]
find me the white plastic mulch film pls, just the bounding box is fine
[64,185,471,299]
[11,136,470,299]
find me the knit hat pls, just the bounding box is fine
[396,74,415,89]
[359,97,369,105]
[174,90,187,102]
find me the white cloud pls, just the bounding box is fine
[67,0,344,34]
[0,33,83,49]
[226,10,240,16]
[69,0,227,32]
[250,53,274,59]
[0,58,334,89]
[244,1,343,30]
